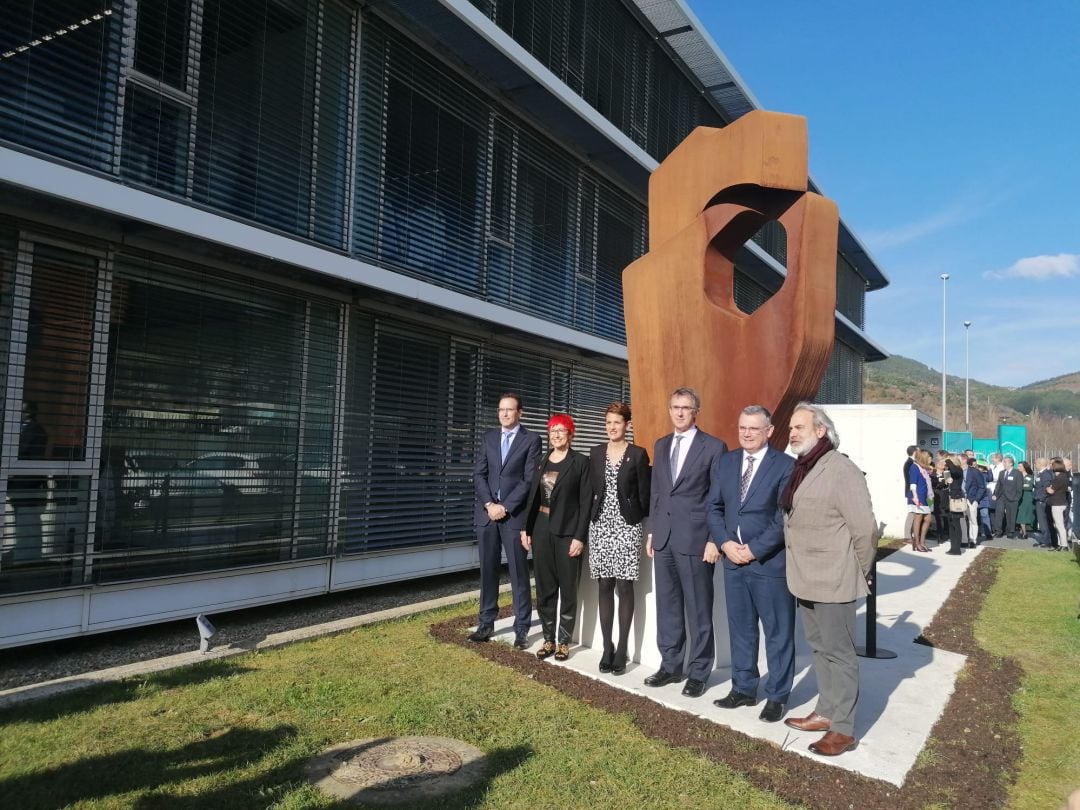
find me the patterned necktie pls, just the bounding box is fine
[740,454,755,501]
[501,431,511,463]
[670,434,683,481]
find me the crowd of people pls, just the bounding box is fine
[904,447,1076,553]
[469,389,876,758]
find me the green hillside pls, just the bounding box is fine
[864,355,1080,457]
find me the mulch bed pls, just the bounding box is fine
[430,548,1021,809]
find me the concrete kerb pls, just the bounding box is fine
[0,583,511,710]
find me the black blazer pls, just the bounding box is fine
[588,443,650,525]
[524,450,592,541]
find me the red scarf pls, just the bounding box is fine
[781,436,834,511]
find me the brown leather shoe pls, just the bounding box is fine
[784,711,831,732]
[808,731,857,756]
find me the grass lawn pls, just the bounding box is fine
[0,549,1075,809]
[0,607,784,809]
[976,550,1080,810]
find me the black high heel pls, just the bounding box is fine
[598,643,615,673]
[611,648,627,675]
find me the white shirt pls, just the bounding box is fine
[735,447,768,542]
[670,426,698,481]
[741,447,768,494]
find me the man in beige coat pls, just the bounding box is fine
[781,403,877,757]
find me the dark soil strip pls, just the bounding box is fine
[430,548,1021,809]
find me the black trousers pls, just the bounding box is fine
[947,511,964,553]
[532,513,582,644]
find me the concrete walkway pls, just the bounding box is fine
[496,544,980,787]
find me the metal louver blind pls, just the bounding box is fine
[816,339,864,405]
[483,0,724,160]
[353,15,644,345]
[353,20,488,293]
[836,254,867,329]
[94,254,339,583]
[192,0,317,236]
[0,240,102,595]
[0,0,122,171]
[568,366,625,452]
[339,308,630,555]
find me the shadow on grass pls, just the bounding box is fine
[1,723,299,810]
[0,659,255,726]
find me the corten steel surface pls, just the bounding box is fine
[623,111,838,451]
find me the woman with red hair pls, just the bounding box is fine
[522,413,593,661]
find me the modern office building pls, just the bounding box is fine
[0,0,887,647]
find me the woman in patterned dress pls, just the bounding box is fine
[587,402,651,674]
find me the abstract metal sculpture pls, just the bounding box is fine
[623,111,839,450]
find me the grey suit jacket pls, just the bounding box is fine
[783,450,877,603]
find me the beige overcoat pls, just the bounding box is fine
[783,449,878,603]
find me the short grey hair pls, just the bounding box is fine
[740,404,772,425]
[792,401,840,448]
[669,386,701,411]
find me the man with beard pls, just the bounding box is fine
[781,403,877,757]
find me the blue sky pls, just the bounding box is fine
[686,0,1080,387]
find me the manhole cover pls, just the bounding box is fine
[306,736,488,805]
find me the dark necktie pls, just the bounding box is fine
[740,454,755,501]
[670,434,683,481]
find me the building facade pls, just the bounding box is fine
[0,0,887,646]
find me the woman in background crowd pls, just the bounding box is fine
[907,449,934,552]
[1045,458,1071,552]
[522,414,592,661]
[943,454,966,555]
[588,402,650,675]
[1016,461,1036,540]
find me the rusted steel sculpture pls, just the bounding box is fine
[623,111,838,450]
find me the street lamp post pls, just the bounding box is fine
[964,321,972,432]
[940,274,950,442]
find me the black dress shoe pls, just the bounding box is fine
[512,634,528,650]
[759,700,785,722]
[712,690,756,709]
[681,678,706,698]
[468,627,493,643]
[643,669,684,687]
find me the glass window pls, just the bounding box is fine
[20,244,99,463]
[133,0,191,89]
[378,78,484,290]
[95,257,336,582]
[193,0,314,235]
[0,0,121,170]
[1,475,89,594]
[120,84,191,195]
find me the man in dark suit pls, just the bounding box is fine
[470,393,542,648]
[706,405,795,722]
[1032,457,1053,547]
[644,387,727,697]
[992,454,1023,539]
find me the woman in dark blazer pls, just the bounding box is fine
[1045,458,1071,551]
[522,414,592,661]
[587,402,650,675]
[943,455,966,555]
